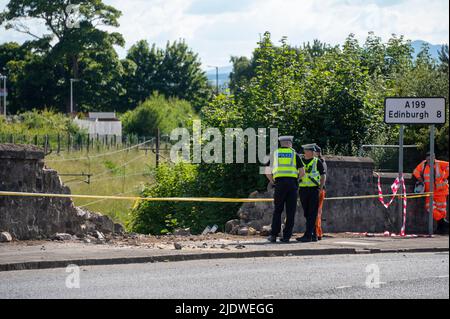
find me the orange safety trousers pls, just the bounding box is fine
[413,160,449,221]
[425,194,448,221]
[315,189,326,238]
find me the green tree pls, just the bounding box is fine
[121,93,197,137]
[124,40,212,112]
[0,42,28,67]
[228,56,254,95]
[301,39,337,64]
[438,44,449,74]
[394,44,449,161]
[0,44,63,113]
[301,34,375,154]
[121,40,163,111]
[0,0,125,112]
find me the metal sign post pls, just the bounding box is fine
[385,97,447,235]
[398,125,404,231]
[429,125,435,235]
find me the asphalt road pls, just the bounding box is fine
[0,252,448,299]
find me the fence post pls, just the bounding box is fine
[57,133,61,154]
[78,134,82,152]
[156,129,160,168]
[44,135,48,154]
[67,134,71,153]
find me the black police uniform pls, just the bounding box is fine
[270,150,304,240]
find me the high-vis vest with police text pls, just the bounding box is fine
[272,148,298,179]
[299,157,321,187]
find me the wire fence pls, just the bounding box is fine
[0,132,169,155]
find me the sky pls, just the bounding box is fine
[0,0,449,70]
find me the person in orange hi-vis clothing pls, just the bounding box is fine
[314,145,327,240]
[413,152,449,234]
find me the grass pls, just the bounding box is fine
[44,146,167,228]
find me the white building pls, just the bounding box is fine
[74,112,122,139]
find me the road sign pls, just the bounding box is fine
[0,89,7,97]
[385,97,447,125]
[384,96,448,236]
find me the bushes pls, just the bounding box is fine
[121,93,197,137]
[129,163,201,234]
[129,162,263,235]
[0,109,81,136]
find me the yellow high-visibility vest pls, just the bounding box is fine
[272,148,298,179]
[299,157,320,187]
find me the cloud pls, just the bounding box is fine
[0,0,448,67]
[186,0,255,15]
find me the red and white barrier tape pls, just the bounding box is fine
[375,173,408,237]
[400,176,407,236]
[345,232,432,238]
[376,173,401,208]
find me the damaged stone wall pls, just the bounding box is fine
[0,144,122,240]
[230,156,429,235]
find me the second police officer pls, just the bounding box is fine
[297,144,327,242]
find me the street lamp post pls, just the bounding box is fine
[70,78,79,114]
[0,74,6,116]
[207,65,219,95]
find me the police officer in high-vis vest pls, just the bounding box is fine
[297,144,327,242]
[265,136,305,243]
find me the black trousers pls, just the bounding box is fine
[271,178,298,239]
[299,187,320,238]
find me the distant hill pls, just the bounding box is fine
[411,40,445,61]
[206,66,232,89]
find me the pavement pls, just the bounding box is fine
[0,252,448,299]
[0,234,448,272]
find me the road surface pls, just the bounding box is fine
[0,252,448,299]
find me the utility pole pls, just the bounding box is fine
[215,66,219,95]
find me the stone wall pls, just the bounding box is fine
[232,156,430,235]
[0,144,121,240]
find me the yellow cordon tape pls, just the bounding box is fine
[0,191,432,203]
[0,191,272,203]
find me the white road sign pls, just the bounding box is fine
[385,97,447,124]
